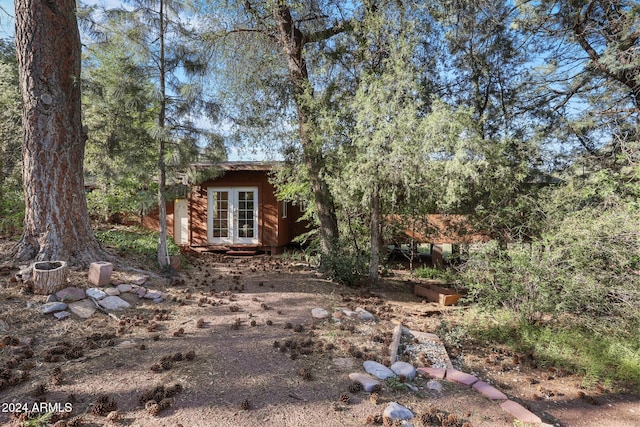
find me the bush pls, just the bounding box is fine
[460,202,640,329]
[0,188,24,236]
[319,247,368,287]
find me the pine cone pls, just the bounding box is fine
[369,392,379,405]
[158,398,171,410]
[185,350,196,360]
[145,400,161,416]
[240,399,250,410]
[339,393,351,404]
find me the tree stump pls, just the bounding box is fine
[32,261,68,295]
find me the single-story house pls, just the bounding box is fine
[143,161,307,255]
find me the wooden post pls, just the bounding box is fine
[32,261,68,295]
[389,323,404,364]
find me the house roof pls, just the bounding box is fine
[191,161,280,171]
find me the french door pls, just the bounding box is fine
[207,187,258,244]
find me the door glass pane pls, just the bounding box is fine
[212,191,229,239]
[237,191,255,238]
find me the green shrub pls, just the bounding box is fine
[319,247,368,287]
[0,188,24,236]
[414,266,457,281]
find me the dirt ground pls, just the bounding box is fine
[0,241,639,427]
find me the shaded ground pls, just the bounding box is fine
[0,241,639,426]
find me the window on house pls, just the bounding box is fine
[282,201,287,219]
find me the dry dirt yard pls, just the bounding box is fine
[0,242,639,427]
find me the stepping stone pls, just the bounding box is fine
[88,261,113,286]
[104,287,120,296]
[355,307,375,321]
[53,311,71,320]
[119,292,140,305]
[86,288,107,300]
[311,308,329,319]
[364,360,397,380]
[445,369,478,386]
[417,367,446,379]
[348,372,382,392]
[55,287,86,302]
[41,302,68,314]
[143,290,162,299]
[68,299,97,319]
[500,400,542,424]
[132,276,148,285]
[472,381,508,400]
[383,402,414,421]
[98,296,131,311]
[391,361,417,381]
[116,284,133,293]
[341,309,358,318]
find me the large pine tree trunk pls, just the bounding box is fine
[12,0,110,267]
[272,3,340,255]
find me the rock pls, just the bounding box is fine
[41,302,68,314]
[426,380,443,392]
[391,361,417,381]
[364,360,396,380]
[143,290,162,299]
[417,367,446,379]
[68,299,97,319]
[55,287,86,302]
[383,402,414,421]
[98,296,131,311]
[119,292,140,305]
[104,287,120,296]
[45,294,58,303]
[445,369,478,387]
[348,372,382,392]
[355,307,376,321]
[88,261,113,286]
[341,309,358,318]
[86,288,107,300]
[54,311,71,320]
[311,308,330,319]
[152,298,164,304]
[116,284,133,293]
[132,276,148,285]
[135,287,147,298]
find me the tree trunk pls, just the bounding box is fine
[272,3,340,255]
[12,0,110,267]
[32,261,68,295]
[369,186,380,282]
[156,0,171,268]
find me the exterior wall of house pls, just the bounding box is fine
[141,200,175,239]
